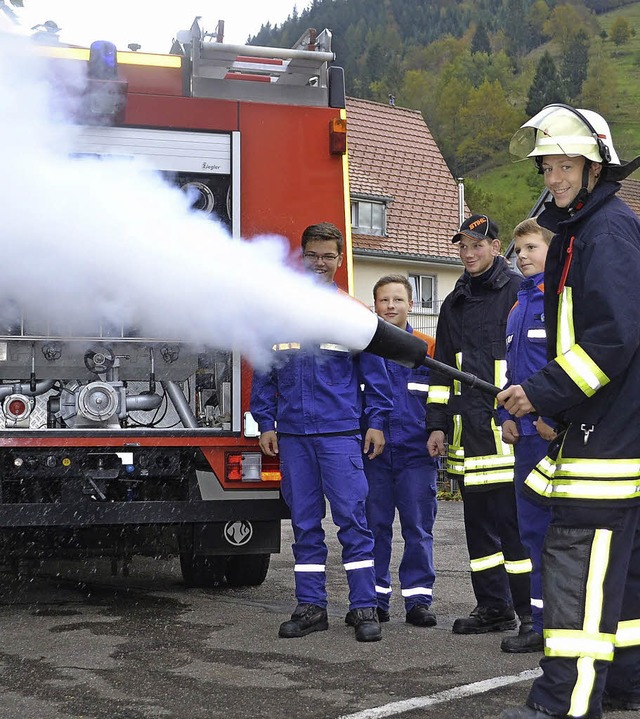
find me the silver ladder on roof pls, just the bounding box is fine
[178,19,336,106]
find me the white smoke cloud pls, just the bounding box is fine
[0,31,377,369]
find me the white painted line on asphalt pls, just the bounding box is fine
[337,667,542,719]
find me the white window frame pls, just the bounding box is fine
[408,274,436,313]
[351,198,386,236]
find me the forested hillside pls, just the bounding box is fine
[251,0,640,237]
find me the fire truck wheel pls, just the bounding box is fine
[178,551,227,588]
[225,553,270,587]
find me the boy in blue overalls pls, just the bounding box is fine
[498,218,555,653]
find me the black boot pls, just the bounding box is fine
[499,707,555,719]
[406,604,437,627]
[345,607,389,625]
[501,615,543,653]
[452,605,517,634]
[349,606,382,642]
[278,603,328,638]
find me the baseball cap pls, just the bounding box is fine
[452,214,499,243]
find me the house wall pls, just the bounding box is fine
[353,255,462,337]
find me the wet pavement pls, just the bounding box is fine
[0,503,634,719]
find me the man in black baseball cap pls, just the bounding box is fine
[427,212,532,644]
[452,214,500,244]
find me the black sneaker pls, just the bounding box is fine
[349,606,382,642]
[345,607,389,625]
[278,603,328,638]
[452,605,517,634]
[406,605,437,627]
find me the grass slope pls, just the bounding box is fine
[472,1,640,239]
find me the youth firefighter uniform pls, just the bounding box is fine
[250,339,393,632]
[499,105,640,719]
[428,231,533,634]
[363,326,439,623]
[498,271,553,649]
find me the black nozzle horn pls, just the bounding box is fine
[362,317,427,368]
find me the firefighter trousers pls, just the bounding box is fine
[364,457,438,612]
[278,433,377,610]
[459,480,532,618]
[528,503,640,719]
[514,435,552,635]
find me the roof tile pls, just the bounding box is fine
[347,97,462,261]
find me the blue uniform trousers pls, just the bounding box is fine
[459,480,532,618]
[514,434,552,634]
[528,503,640,718]
[364,454,438,612]
[278,433,377,609]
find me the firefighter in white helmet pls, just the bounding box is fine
[498,104,640,718]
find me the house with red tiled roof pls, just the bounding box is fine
[618,177,640,216]
[346,96,465,335]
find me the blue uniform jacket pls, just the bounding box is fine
[498,273,552,436]
[367,325,439,466]
[250,341,393,436]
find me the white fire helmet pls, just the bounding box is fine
[510,105,620,165]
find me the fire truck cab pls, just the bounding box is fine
[0,21,351,587]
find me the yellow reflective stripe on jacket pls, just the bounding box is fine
[504,558,533,574]
[447,438,464,476]
[557,457,640,479]
[463,468,514,486]
[544,630,615,661]
[525,455,640,501]
[470,551,504,572]
[616,619,640,648]
[556,286,609,397]
[427,385,449,404]
[463,451,514,487]
[557,286,575,354]
[454,352,462,395]
[273,342,301,351]
[524,455,556,497]
[556,344,610,397]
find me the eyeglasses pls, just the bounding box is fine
[303,252,341,262]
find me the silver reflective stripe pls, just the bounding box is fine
[527,329,546,339]
[319,343,349,352]
[375,585,393,595]
[294,563,325,572]
[401,587,433,598]
[344,559,374,571]
[407,382,429,392]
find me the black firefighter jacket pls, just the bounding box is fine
[523,180,640,508]
[427,256,522,492]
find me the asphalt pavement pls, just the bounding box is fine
[0,501,635,719]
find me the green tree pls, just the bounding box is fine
[471,20,491,55]
[526,51,566,116]
[610,16,631,47]
[580,47,616,117]
[543,4,590,54]
[456,80,523,172]
[561,28,590,101]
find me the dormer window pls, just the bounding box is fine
[351,196,388,236]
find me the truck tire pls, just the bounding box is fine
[225,553,270,587]
[179,550,226,588]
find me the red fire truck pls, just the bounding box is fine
[0,21,351,587]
